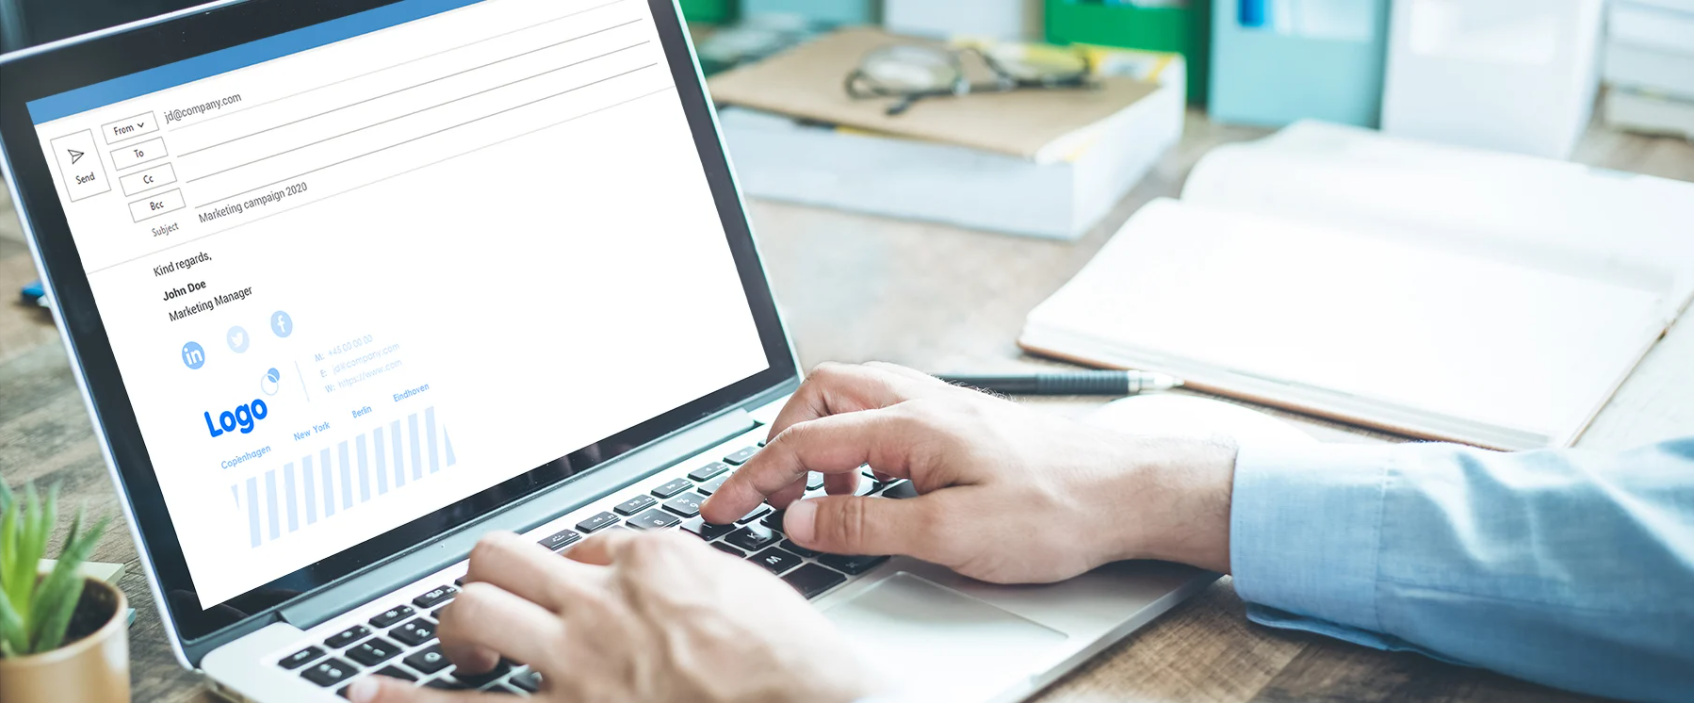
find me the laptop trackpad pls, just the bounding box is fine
[824,572,1068,700]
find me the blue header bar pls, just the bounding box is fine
[28,0,485,124]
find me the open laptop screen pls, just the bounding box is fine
[16,0,777,616]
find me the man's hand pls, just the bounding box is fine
[349,530,885,703]
[701,362,1238,583]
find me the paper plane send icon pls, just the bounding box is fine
[68,149,85,164]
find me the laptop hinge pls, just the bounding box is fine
[275,408,757,631]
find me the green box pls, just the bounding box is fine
[679,0,738,24]
[1045,1,1210,104]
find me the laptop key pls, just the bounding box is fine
[761,509,785,530]
[712,543,747,557]
[627,509,682,531]
[373,665,418,682]
[880,481,919,500]
[682,516,736,541]
[783,564,848,599]
[662,492,704,517]
[725,524,780,552]
[736,505,772,525]
[302,658,359,687]
[347,637,402,666]
[748,547,804,575]
[688,462,731,482]
[413,585,457,609]
[324,624,370,649]
[819,554,890,575]
[369,605,414,629]
[279,645,324,670]
[650,478,693,498]
[510,670,544,692]
[806,472,825,491]
[537,528,581,552]
[487,683,523,694]
[424,678,473,690]
[695,475,731,495]
[391,618,436,647]
[613,494,657,516]
[405,645,453,674]
[723,446,759,465]
[449,659,512,687]
[780,539,821,558]
[575,511,619,533]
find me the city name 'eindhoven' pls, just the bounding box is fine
[167,286,254,322]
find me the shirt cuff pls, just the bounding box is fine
[1230,442,1398,634]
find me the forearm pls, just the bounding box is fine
[1226,438,1694,703]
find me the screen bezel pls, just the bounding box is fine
[0,0,797,647]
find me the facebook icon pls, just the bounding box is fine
[270,310,294,338]
[181,341,206,370]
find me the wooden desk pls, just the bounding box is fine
[3,111,1691,702]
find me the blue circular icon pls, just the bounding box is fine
[181,341,206,370]
[270,310,294,338]
[226,326,250,353]
[261,367,281,396]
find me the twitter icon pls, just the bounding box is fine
[227,326,250,353]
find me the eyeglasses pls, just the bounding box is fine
[844,43,1097,116]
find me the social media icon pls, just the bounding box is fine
[227,326,250,353]
[181,342,206,370]
[260,368,281,396]
[270,310,294,338]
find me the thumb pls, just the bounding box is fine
[345,675,481,703]
[784,494,938,560]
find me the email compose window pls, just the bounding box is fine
[28,0,767,607]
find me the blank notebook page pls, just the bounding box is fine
[1029,199,1666,438]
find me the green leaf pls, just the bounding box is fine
[29,512,105,653]
[0,487,15,598]
[0,578,27,657]
[1,484,34,622]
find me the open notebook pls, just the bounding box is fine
[1021,122,1694,450]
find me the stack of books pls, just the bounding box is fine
[1603,0,1694,138]
[705,28,1186,240]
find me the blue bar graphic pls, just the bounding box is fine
[26,0,486,123]
[339,441,354,509]
[409,414,423,480]
[303,455,318,525]
[357,435,372,502]
[265,469,281,540]
[426,407,440,474]
[321,448,337,517]
[391,420,406,487]
[374,426,389,495]
[235,410,457,548]
[246,477,261,548]
[284,463,299,532]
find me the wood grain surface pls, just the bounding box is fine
[2,110,1689,702]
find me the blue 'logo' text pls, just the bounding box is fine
[205,399,269,437]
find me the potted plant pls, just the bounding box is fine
[0,481,125,703]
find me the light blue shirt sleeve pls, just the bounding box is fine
[1230,437,1694,703]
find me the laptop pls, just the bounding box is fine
[0,1,1216,700]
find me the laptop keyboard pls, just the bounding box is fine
[276,440,899,697]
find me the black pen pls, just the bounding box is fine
[935,370,1183,396]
